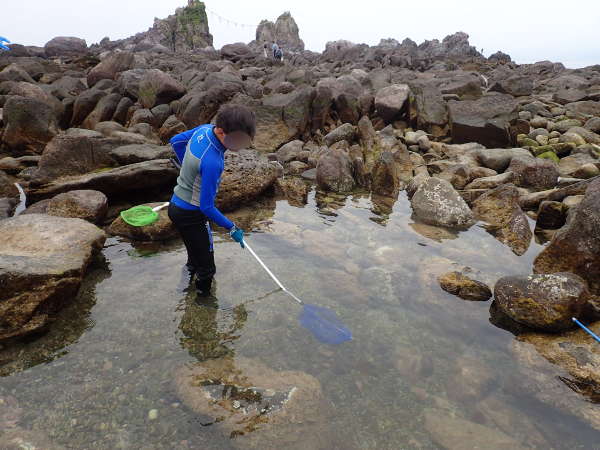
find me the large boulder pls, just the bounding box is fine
[448,93,519,147]
[71,89,107,126]
[87,52,135,88]
[221,42,255,62]
[29,133,119,186]
[275,140,304,165]
[371,151,403,197]
[494,273,590,331]
[1,96,59,154]
[489,75,534,97]
[108,202,176,241]
[472,184,532,255]
[410,82,448,137]
[109,144,171,165]
[316,148,355,192]
[534,178,600,295]
[27,159,178,202]
[216,150,279,211]
[81,93,122,130]
[46,190,108,223]
[410,177,474,228]
[44,36,87,57]
[0,170,18,198]
[374,84,410,123]
[0,214,105,341]
[137,69,186,109]
[174,357,332,450]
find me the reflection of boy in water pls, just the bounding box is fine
[178,296,248,361]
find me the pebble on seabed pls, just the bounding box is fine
[148,409,158,420]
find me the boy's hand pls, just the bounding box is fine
[229,225,245,248]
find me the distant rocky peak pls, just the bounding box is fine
[253,11,304,52]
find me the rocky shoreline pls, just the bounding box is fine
[1,0,600,445]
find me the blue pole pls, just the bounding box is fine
[572,318,600,344]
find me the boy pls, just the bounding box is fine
[168,105,256,298]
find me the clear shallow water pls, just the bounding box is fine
[1,189,598,449]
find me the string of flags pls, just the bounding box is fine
[205,7,257,29]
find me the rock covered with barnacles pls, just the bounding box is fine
[174,357,334,449]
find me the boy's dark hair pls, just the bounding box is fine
[216,105,256,138]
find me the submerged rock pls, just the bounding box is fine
[0,214,105,341]
[494,273,590,332]
[438,270,492,301]
[174,357,333,449]
[472,184,532,255]
[512,324,600,431]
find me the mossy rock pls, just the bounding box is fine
[537,151,560,163]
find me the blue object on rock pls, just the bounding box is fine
[572,317,600,344]
[0,36,10,51]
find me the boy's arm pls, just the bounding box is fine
[199,160,234,230]
[170,127,201,163]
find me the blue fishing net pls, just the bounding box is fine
[299,304,352,345]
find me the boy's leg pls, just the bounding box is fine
[168,204,216,295]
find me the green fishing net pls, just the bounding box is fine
[120,205,159,227]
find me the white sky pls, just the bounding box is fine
[2,0,599,68]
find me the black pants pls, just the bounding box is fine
[168,203,215,292]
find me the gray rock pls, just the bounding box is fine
[276,140,304,165]
[464,171,515,190]
[87,52,135,88]
[0,214,105,341]
[46,190,108,223]
[374,84,410,123]
[44,36,87,57]
[108,202,177,241]
[138,69,185,109]
[475,148,532,172]
[323,123,356,147]
[410,177,474,228]
[316,148,356,192]
[508,156,559,189]
[448,93,519,148]
[109,144,171,165]
[2,96,59,154]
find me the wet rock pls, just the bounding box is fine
[44,36,87,57]
[472,184,532,255]
[558,153,600,178]
[138,69,185,109]
[275,177,309,207]
[519,176,598,210]
[512,327,600,431]
[535,200,567,230]
[494,273,590,332]
[508,156,559,190]
[374,84,410,123]
[448,93,519,148]
[534,177,600,295]
[108,202,176,241]
[0,170,18,199]
[28,159,177,203]
[87,51,135,88]
[438,271,492,301]
[424,409,526,450]
[410,177,474,229]
[316,148,355,193]
[447,356,495,403]
[1,427,66,450]
[217,150,278,212]
[371,151,403,196]
[46,190,108,223]
[323,123,356,147]
[174,357,333,449]
[0,214,105,341]
[109,144,171,165]
[1,96,59,155]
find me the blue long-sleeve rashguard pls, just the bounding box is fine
[170,125,234,230]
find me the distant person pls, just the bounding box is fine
[275,46,283,62]
[263,43,268,58]
[272,42,279,58]
[0,36,11,51]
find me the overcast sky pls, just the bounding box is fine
[2,0,599,68]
